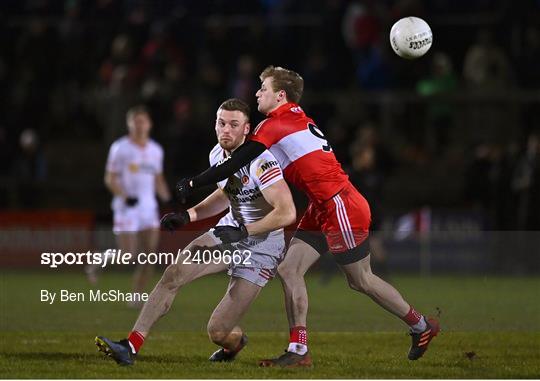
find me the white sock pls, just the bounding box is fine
[287,342,308,355]
[410,315,427,333]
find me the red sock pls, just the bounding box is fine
[402,306,422,326]
[289,326,308,345]
[128,331,145,353]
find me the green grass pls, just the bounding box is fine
[1,271,539,378]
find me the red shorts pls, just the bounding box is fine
[297,182,371,253]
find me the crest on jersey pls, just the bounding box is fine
[241,175,250,185]
[128,163,139,173]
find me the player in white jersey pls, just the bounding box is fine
[95,98,296,365]
[87,105,171,306]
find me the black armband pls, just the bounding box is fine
[191,141,267,188]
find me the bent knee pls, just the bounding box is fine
[277,262,302,282]
[207,322,229,345]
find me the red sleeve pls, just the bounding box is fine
[249,118,280,148]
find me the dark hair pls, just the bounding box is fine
[260,65,304,103]
[126,105,150,120]
[218,98,250,121]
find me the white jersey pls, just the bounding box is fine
[209,143,284,232]
[106,136,163,210]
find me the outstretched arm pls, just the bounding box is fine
[160,188,230,231]
[187,188,230,222]
[191,141,266,188]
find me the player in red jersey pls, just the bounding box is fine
[176,66,439,366]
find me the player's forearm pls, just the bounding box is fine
[245,205,296,236]
[157,188,172,203]
[155,176,172,202]
[188,190,229,222]
[191,141,266,188]
[189,205,224,223]
[104,174,126,198]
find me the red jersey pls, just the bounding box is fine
[250,102,349,202]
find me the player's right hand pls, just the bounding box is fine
[125,197,138,207]
[160,210,191,231]
[175,178,193,204]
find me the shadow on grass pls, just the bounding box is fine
[1,351,208,365]
[1,352,90,361]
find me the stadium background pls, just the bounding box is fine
[0,0,539,378]
[1,0,539,273]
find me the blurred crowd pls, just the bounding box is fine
[1,0,539,230]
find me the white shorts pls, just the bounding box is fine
[227,266,278,288]
[207,229,285,287]
[113,204,159,234]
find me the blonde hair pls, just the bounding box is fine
[260,65,304,103]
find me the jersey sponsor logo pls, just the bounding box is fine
[223,182,263,203]
[216,155,231,167]
[224,184,258,197]
[256,160,279,177]
[140,162,157,173]
[129,162,156,174]
[234,193,262,203]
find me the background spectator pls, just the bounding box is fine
[0,0,538,233]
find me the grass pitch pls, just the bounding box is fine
[1,271,539,378]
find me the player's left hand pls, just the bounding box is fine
[160,210,190,231]
[175,178,193,204]
[213,224,249,244]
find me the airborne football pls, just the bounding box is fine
[390,17,433,59]
[2,1,540,380]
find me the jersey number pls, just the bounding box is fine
[308,123,332,152]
